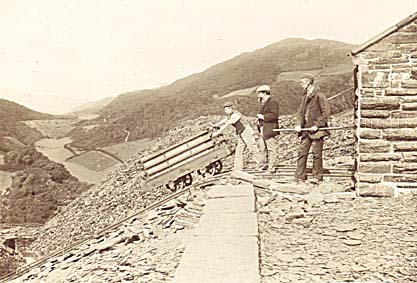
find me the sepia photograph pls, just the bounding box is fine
[1,0,417,282]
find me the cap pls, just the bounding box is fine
[223,101,235,108]
[300,74,315,84]
[256,85,271,93]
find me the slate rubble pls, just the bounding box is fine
[257,184,417,283]
[10,188,206,283]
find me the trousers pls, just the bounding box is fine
[295,136,324,181]
[234,126,262,170]
[258,134,278,170]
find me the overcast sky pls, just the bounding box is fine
[1,0,417,114]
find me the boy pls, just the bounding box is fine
[213,102,262,171]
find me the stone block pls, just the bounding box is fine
[356,183,395,197]
[358,162,391,174]
[358,139,391,153]
[368,64,391,70]
[360,89,375,98]
[173,236,259,283]
[360,118,417,129]
[384,32,417,44]
[383,174,417,183]
[230,170,255,183]
[365,42,396,52]
[208,185,254,198]
[269,183,310,195]
[402,80,417,88]
[358,128,382,139]
[356,173,382,183]
[252,179,274,189]
[393,162,417,174]
[360,153,401,162]
[402,102,417,110]
[401,23,417,33]
[385,88,417,96]
[204,195,255,214]
[402,152,417,162]
[193,213,258,237]
[360,97,401,110]
[372,57,409,65]
[391,110,417,118]
[360,110,390,118]
[402,97,417,103]
[393,142,417,151]
[361,71,389,88]
[383,129,417,141]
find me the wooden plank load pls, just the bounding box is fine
[141,131,233,190]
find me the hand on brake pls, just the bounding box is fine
[310,125,318,132]
[294,125,302,133]
[256,114,264,120]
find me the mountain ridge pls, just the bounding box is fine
[69,38,356,149]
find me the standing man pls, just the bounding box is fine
[213,101,262,171]
[256,85,279,173]
[294,75,330,184]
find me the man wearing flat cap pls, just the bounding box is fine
[212,101,262,171]
[294,75,330,184]
[256,85,279,173]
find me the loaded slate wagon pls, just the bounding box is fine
[140,130,233,191]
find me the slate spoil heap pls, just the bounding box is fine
[29,116,228,258]
[0,244,25,278]
[257,186,417,283]
[30,111,354,259]
[10,188,206,283]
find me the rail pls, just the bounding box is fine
[0,172,229,283]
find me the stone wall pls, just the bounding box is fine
[352,19,417,195]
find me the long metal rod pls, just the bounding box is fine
[273,125,354,132]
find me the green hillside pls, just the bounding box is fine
[0,99,54,152]
[70,38,356,148]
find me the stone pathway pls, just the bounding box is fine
[173,184,260,283]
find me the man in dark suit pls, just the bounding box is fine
[294,75,330,184]
[256,85,279,173]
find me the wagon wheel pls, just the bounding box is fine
[183,174,193,186]
[206,161,222,176]
[214,160,223,174]
[166,182,176,192]
[174,178,186,190]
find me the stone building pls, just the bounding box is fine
[351,12,417,196]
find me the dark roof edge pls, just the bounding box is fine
[351,11,417,56]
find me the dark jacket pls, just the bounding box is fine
[297,87,331,139]
[258,97,279,139]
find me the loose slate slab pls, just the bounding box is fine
[334,223,359,232]
[173,236,259,283]
[343,239,362,246]
[269,183,310,195]
[193,213,258,237]
[208,184,254,198]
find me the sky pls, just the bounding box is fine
[1,0,417,114]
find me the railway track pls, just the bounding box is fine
[1,163,354,282]
[0,172,229,283]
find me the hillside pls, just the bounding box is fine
[69,38,356,148]
[0,99,91,224]
[68,97,114,115]
[0,99,54,153]
[0,146,91,224]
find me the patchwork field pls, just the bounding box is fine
[101,138,152,161]
[35,138,119,184]
[23,119,76,139]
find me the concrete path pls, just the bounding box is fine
[173,184,260,283]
